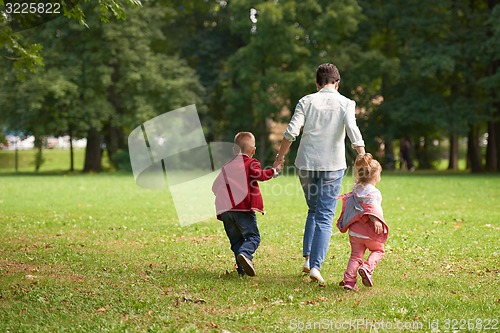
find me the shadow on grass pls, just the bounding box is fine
[168,264,346,296]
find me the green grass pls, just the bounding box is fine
[0,149,110,172]
[432,158,468,171]
[0,172,499,332]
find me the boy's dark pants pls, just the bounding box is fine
[221,211,260,273]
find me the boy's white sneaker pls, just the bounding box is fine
[302,258,310,273]
[309,268,325,284]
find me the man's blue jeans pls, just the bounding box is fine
[299,169,345,271]
[220,211,260,274]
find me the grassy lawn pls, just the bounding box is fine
[0,149,109,173]
[0,171,499,332]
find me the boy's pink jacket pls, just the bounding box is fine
[212,154,275,220]
[336,192,389,243]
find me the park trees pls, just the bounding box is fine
[221,0,309,162]
[0,0,141,74]
[354,0,499,172]
[221,0,365,163]
[1,0,497,172]
[0,1,204,172]
[158,0,244,143]
[0,66,80,170]
[482,0,499,171]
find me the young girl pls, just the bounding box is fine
[336,153,389,291]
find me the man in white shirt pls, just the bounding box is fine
[274,63,366,283]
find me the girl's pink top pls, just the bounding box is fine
[336,183,389,243]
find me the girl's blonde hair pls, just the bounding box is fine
[354,153,382,183]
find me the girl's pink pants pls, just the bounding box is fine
[344,235,385,284]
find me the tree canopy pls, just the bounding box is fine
[1,0,498,173]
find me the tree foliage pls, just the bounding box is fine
[0,0,498,172]
[0,0,141,75]
[0,1,204,171]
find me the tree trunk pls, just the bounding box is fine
[416,137,433,169]
[495,118,500,172]
[15,145,18,172]
[448,133,459,170]
[105,124,125,166]
[69,132,74,172]
[448,79,459,170]
[106,63,126,167]
[467,125,483,173]
[83,128,102,172]
[485,121,497,171]
[384,138,395,170]
[258,120,267,165]
[488,0,499,171]
[34,136,44,172]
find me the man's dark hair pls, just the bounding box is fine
[316,63,340,87]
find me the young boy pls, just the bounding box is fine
[212,132,282,276]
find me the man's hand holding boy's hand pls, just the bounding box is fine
[272,155,284,177]
[275,159,284,173]
[273,154,285,169]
